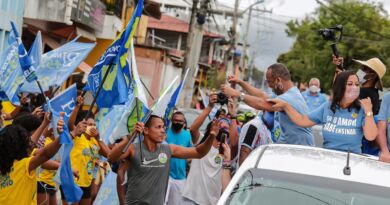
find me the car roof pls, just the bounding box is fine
[243,144,390,188]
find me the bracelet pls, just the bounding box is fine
[222,164,232,169]
[229,115,237,119]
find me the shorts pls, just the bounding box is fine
[37,181,57,196]
[60,185,92,200]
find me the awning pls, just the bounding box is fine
[51,25,96,41]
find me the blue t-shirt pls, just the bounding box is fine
[275,87,314,146]
[377,93,390,151]
[308,101,365,153]
[302,90,328,112]
[166,128,192,180]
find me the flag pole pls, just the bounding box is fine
[84,63,114,120]
[140,79,155,100]
[135,97,143,160]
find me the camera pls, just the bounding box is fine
[217,92,229,105]
[318,25,343,42]
[318,25,344,69]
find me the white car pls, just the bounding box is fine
[218,144,390,205]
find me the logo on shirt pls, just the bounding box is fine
[86,161,93,175]
[351,112,358,119]
[158,153,168,164]
[0,168,14,189]
[142,157,159,165]
[214,155,223,165]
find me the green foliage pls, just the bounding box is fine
[278,0,390,93]
[250,67,264,87]
[206,67,227,90]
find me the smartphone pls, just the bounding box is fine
[219,133,227,155]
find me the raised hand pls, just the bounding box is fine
[208,92,218,108]
[57,112,65,134]
[227,75,241,84]
[220,84,240,98]
[134,122,144,133]
[359,98,373,114]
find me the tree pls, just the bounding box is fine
[278,0,390,93]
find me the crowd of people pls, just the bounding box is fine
[0,53,390,205]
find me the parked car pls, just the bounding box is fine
[178,108,210,134]
[218,144,390,205]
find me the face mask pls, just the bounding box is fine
[309,85,320,93]
[356,69,367,84]
[344,85,360,102]
[171,122,183,132]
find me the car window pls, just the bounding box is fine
[226,168,390,205]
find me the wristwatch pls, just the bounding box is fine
[239,92,245,102]
[366,111,373,117]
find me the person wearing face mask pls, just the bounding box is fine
[302,78,328,111]
[333,56,386,115]
[221,63,314,146]
[269,70,377,154]
[165,111,192,205]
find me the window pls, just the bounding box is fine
[227,169,390,205]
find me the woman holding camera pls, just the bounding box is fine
[269,70,377,154]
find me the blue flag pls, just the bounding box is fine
[52,111,83,203]
[50,84,77,120]
[86,0,144,108]
[27,31,42,73]
[164,69,190,127]
[94,172,119,205]
[21,38,95,93]
[10,21,38,83]
[0,40,23,105]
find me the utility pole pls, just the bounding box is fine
[242,6,271,84]
[180,0,209,108]
[240,6,252,76]
[224,0,240,78]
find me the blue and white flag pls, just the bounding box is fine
[50,84,77,119]
[94,172,119,205]
[28,31,42,71]
[152,76,180,117]
[164,68,190,127]
[98,104,128,144]
[52,111,83,203]
[86,0,144,108]
[0,40,23,105]
[21,38,95,93]
[10,22,38,83]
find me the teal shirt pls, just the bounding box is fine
[378,93,390,151]
[308,101,365,153]
[166,129,192,180]
[302,90,328,112]
[275,87,314,146]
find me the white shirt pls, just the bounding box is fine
[183,146,222,205]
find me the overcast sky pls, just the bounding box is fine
[219,0,390,18]
[216,0,390,70]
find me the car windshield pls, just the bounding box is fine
[227,168,390,205]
